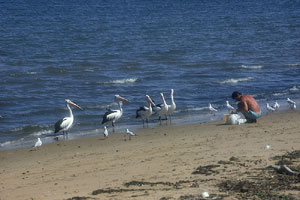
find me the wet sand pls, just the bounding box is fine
[0,110,299,200]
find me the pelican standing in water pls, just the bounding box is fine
[153,93,168,125]
[136,95,155,127]
[166,89,176,123]
[102,95,130,132]
[54,99,83,139]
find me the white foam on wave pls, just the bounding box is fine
[240,65,263,69]
[287,63,300,67]
[97,78,138,84]
[32,130,53,136]
[289,86,299,91]
[220,77,254,84]
[26,71,38,75]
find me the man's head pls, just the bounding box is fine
[232,91,242,101]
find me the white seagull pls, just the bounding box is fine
[34,138,42,150]
[54,99,83,139]
[266,103,276,112]
[226,101,235,111]
[136,95,155,127]
[153,93,169,125]
[102,95,130,132]
[103,126,108,137]
[273,101,280,110]
[287,98,296,109]
[208,103,218,112]
[166,89,176,122]
[126,128,136,140]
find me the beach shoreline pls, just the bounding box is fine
[1,110,299,200]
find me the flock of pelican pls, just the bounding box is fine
[53,89,177,139]
[31,94,297,148]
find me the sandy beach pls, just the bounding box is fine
[1,110,299,200]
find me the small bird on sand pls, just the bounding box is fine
[103,126,108,137]
[34,138,42,150]
[208,103,218,112]
[126,129,136,140]
[226,101,235,111]
[273,101,280,110]
[287,98,296,109]
[266,103,276,112]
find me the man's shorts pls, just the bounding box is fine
[244,110,262,120]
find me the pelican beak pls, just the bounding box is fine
[171,89,174,96]
[68,101,83,110]
[146,95,155,106]
[115,95,130,103]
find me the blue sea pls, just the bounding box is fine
[1,0,300,149]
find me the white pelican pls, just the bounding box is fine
[103,126,108,137]
[166,89,176,122]
[153,93,168,125]
[54,99,83,138]
[136,95,155,127]
[102,95,130,132]
[287,98,296,109]
[126,128,136,140]
[208,103,218,112]
[34,138,42,150]
[226,101,235,111]
[266,103,275,112]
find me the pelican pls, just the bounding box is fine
[136,95,155,127]
[208,103,218,112]
[226,101,235,111]
[287,98,296,109]
[54,99,83,139]
[266,103,275,112]
[102,95,130,132]
[103,126,108,137]
[153,93,168,125]
[166,89,176,122]
[34,138,42,150]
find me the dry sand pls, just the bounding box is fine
[0,110,299,200]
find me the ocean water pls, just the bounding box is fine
[1,0,300,149]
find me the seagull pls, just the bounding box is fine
[34,138,42,150]
[102,95,130,132]
[166,89,176,122]
[208,103,218,112]
[273,101,280,110]
[126,128,136,140]
[266,103,276,112]
[103,126,108,137]
[226,101,235,111]
[54,99,83,139]
[287,98,296,109]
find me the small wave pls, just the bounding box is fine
[272,92,288,97]
[286,63,300,67]
[240,65,263,69]
[26,71,38,75]
[97,78,138,85]
[289,86,299,92]
[219,77,254,84]
[32,129,53,136]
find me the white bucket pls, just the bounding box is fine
[224,114,246,125]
